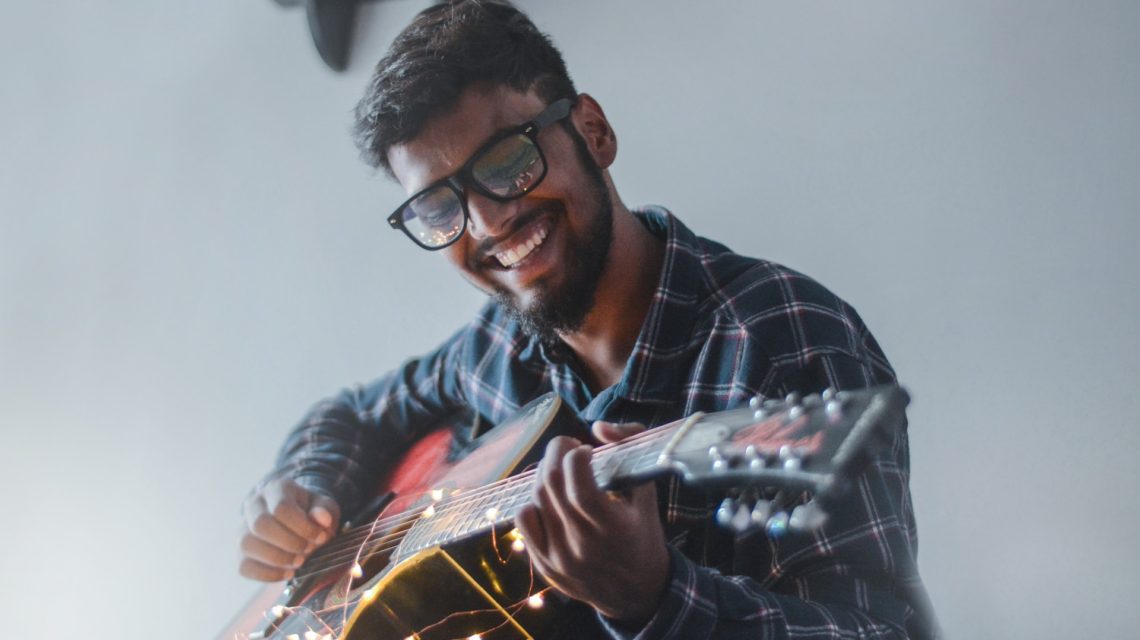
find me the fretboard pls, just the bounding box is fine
[394,428,672,558]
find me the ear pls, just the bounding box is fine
[569,93,618,170]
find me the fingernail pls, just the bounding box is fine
[315,532,329,545]
[310,507,332,528]
[293,555,305,568]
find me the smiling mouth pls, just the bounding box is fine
[494,223,550,268]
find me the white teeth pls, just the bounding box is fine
[495,226,548,268]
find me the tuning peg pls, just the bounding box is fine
[708,446,729,472]
[749,396,763,409]
[825,391,844,422]
[744,445,767,470]
[750,499,772,526]
[730,503,755,533]
[822,387,837,401]
[777,445,803,471]
[785,392,801,405]
[789,501,828,531]
[766,511,790,538]
[716,497,737,528]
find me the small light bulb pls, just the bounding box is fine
[485,507,500,522]
[467,635,483,640]
[350,562,364,579]
[511,539,526,553]
[271,605,287,618]
[422,504,435,518]
[304,632,319,640]
[527,593,545,609]
[430,488,444,501]
[286,635,300,640]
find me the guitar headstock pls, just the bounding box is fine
[656,384,908,537]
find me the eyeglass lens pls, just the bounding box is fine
[398,133,545,248]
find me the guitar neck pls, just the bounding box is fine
[395,423,679,558]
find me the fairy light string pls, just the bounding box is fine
[290,425,673,583]
[250,421,681,640]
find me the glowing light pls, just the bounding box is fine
[350,562,364,579]
[508,528,523,540]
[362,585,380,603]
[485,506,500,521]
[422,504,436,518]
[286,635,299,640]
[304,632,319,640]
[527,593,545,609]
[430,488,444,501]
[511,538,526,553]
[271,605,287,618]
[467,635,483,640]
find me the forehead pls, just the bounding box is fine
[387,86,548,194]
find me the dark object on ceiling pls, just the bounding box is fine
[274,0,379,72]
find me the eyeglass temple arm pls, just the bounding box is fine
[532,98,574,130]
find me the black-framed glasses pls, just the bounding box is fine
[387,98,575,250]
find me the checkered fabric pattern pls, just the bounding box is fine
[267,207,931,639]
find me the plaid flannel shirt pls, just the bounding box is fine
[268,206,930,639]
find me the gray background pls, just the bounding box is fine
[2,1,1137,638]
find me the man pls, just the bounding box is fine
[239,1,933,638]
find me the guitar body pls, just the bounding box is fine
[223,394,599,640]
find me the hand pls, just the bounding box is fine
[239,477,341,581]
[515,421,671,626]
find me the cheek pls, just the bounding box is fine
[442,243,470,273]
[443,243,494,292]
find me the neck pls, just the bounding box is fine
[559,202,665,392]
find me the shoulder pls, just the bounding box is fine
[694,239,884,371]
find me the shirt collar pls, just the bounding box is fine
[610,206,708,405]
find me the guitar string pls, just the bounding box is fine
[312,425,671,558]
[293,430,671,582]
[283,431,670,636]
[290,428,674,582]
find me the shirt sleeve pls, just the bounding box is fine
[599,353,924,640]
[600,545,908,640]
[256,327,471,520]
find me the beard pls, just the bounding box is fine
[492,129,614,348]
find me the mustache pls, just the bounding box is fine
[469,203,562,265]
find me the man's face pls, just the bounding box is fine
[387,86,613,341]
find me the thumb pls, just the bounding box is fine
[308,494,341,531]
[591,420,647,444]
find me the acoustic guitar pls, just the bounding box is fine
[220,385,909,640]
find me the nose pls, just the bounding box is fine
[464,190,521,242]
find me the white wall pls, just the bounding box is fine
[2,1,1137,638]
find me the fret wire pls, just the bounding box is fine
[391,426,679,553]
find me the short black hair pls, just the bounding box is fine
[353,0,578,175]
